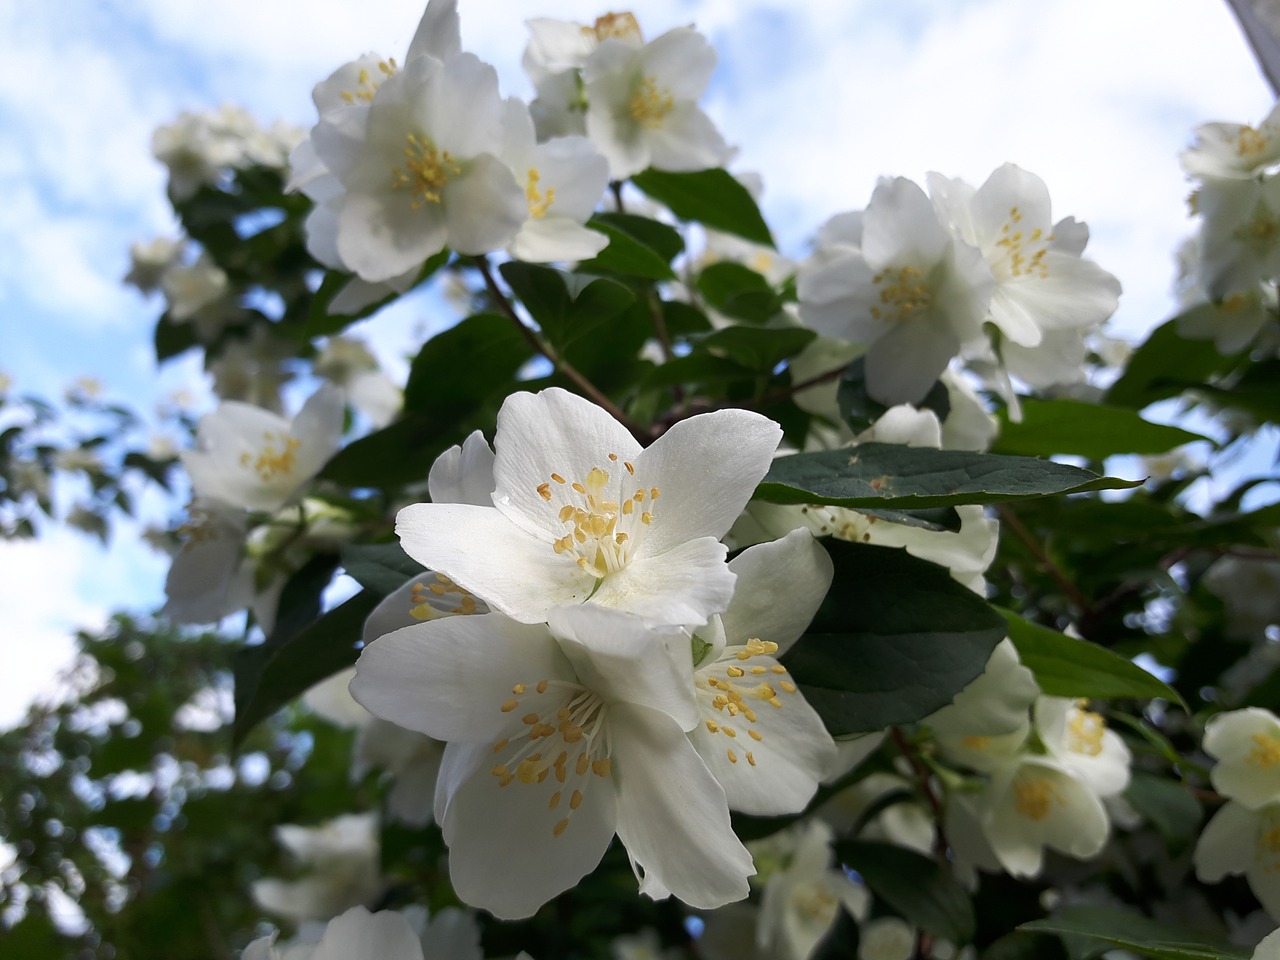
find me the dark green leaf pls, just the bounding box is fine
[785,541,1006,734]
[1123,772,1201,853]
[838,840,976,943]
[1000,610,1185,707]
[579,213,682,280]
[993,398,1210,459]
[701,326,816,371]
[1020,906,1250,960]
[264,553,339,646]
[154,313,198,362]
[696,262,783,324]
[632,167,774,246]
[342,541,423,596]
[402,312,534,413]
[1196,358,1280,424]
[498,262,571,331]
[233,590,380,745]
[756,443,1142,510]
[1106,312,1239,409]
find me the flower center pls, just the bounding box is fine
[869,265,932,324]
[1249,732,1280,768]
[536,456,659,580]
[1066,705,1106,757]
[239,432,301,482]
[790,882,839,926]
[525,168,556,219]
[1012,774,1062,821]
[340,59,396,105]
[697,639,797,768]
[590,12,642,43]
[1238,200,1280,254]
[629,76,674,129]
[391,133,461,208]
[994,206,1053,280]
[1238,125,1270,159]
[490,680,613,839]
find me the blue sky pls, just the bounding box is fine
[0,0,1273,726]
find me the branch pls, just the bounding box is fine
[889,726,950,859]
[754,360,851,408]
[473,257,650,443]
[996,503,1092,615]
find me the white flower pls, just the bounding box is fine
[932,638,1037,735]
[1254,926,1280,960]
[253,814,382,922]
[163,498,252,625]
[395,387,781,628]
[1195,799,1280,921]
[311,53,526,282]
[161,253,230,338]
[798,177,994,405]
[1205,558,1280,642]
[498,99,610,262]
[977,754,1110,878]
[583,28,731,180]
[1195,173,1280,298]
[858,917,916,960]
[124,235,185,293]
[1033,697,1131,798]
[688,530,837,815]
[182,385,343,513]
[1182,103,1280,179]
[929,164,1121,350]
[208,326,297,412]
[754,821,869,960]
[1204,708,1280,809]
[818,771,935,854]
[350,605,754,919]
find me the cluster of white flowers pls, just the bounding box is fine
[125,235,233,341]
[1196,707,1280,921]
[924,640,1133,882]
[347,387,839,919]
[164,386,345,631]
[289,0,731,312]
[796,164,1122,407]
[1177,101,1280,354]
[153,104,304,200]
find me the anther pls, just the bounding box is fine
[500,699,518,712]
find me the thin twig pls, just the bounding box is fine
[610,180,626,213]
[889,726,950,858]
[473,257,650,443]
[996,503,1093,615]
[754,360,851,408]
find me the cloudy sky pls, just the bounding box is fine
[0,0,1272,726]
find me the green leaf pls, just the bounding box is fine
[993,398,1210,459]
[1020,906,1251,960]
[696,262,783,324]
[233,590,380,745]
[1106,311,1240,409]
[785,541,1007,734]
[701,326,816,371]
[342,541,423,596]
[1000,610,1186,707]
[631,167,774,246]
[1123,772,1201,853]
[579,213,682,280]
[154,312,198,362]
[402,312,534,413]
[1196,358,1280,424]
[755,443,1142,510]
[837,840,975,943]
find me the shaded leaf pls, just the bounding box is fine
[632,167,774,246]
[342,541,423,597]
[838,839,976,943]
[993,398,1210,459]
[1020,906,1250,960]
[696,262,783,324]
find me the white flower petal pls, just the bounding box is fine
[1194,799,1258,882]
[610,703,754,909]
[721,529,833,656]
[427,430,495,506]
[441,153,525,255]
[311,907,424,960]
[591,537,734,628]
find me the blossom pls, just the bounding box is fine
[687,530,837,815]
[1181,103,1280,179]
[582,28,732,180]
[395,387,782,628]
[1195,174,1280,298]
[498,98,610,262]
[182,384,343,513]
[245,905,487,960]
[977,754,1109,878]
[1195,799,1280,920]
[1033,697,1131,799]
[1203,708,1280,809]
[929,164,1121,351]
[350,604,754,918]
[928,639,1040,742]
[162,497,252,624]
[311,53,526,282]
[797,177,994,405]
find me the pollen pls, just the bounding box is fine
[391,133,461,208]
[525,168,556,219]
[537,459,656,579]
[994,206,1052,279]
[1013,776,1061,821]
[868,264,932,324]
[238,433,301,482]
[1067,708,1107,757]
[553,818,570,838]
[1249,732,1280,768]
[629,76,675,128]
[1238,125,1270,158]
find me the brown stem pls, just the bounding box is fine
[996,503,1092,615]
[889,726,949,858]
[754,360,851,409]
[610,180,626,213]
[473,257,650,443]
